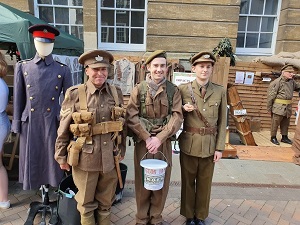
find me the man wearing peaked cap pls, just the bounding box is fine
[267,64,300,146]
[79,50,114,68]
[126,50,183,225]
[55,49,126,225]
[190,51,216,66]
[178,51,226,225]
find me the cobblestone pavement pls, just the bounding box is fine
[1,181,300,225]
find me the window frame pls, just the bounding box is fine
[236,0,282,56]
[97,0,147,51]
[33,0,84,40]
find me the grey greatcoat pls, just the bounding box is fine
[12,53,72,190]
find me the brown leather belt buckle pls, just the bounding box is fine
[199,127,205,135]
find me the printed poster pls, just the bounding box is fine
[244,72,255,85]
[235,71,245,84]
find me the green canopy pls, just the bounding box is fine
[0,3,84,60]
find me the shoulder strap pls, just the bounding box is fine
[187,82,211,127]
[166,80,175,115]
[139,81,147,117]
[109,84,120,106]
[78,84,88,112]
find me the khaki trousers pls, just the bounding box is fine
[180,152,214,220]
[134,140,172,224]
[271,113,290,137]
[72,166,118,216]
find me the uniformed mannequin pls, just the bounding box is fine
[126,50,183,225]
[267,64,300,145]
[178,52,227,225]
[12,24,72,190]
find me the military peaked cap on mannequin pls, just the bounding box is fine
[190,51,216,66]
[281,64,298,72]
[145,50,167,65]
[79,50,114,68]
[28,24,60,43]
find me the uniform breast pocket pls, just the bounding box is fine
[208,100,221,118]
[82,144,93,154]
[160,99,169,116]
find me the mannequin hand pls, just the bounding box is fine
[60,163,70,171]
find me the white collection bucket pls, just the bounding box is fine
[140,152,168,191]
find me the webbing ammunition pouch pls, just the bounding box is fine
[129,80,177,142]
[72,112,94,124]
[67,138,85,166]
[112,106,126,120]
[67,83,125,166]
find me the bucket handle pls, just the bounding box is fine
[141,151,168,164]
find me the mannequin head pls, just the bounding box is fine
[34,39,54,57]
[28,24,60,57]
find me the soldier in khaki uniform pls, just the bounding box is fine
[55,50,126,225]
[178,52,227,225]
[126,50,183,225]
[267,64,300,145]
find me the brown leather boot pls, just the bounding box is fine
[96,210,111,225]
[81,211,96,225]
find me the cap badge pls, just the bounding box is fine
[203,54,210,59]
[43,29,48,33]
[95,55,103,61]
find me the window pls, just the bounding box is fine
[98,0,147,51]
[236,0,282,55]
[34,0,83,40]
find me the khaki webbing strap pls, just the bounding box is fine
[110,85,119,106]
[187,82,212,128]
[92,121,123,135]
[78,84,88,112]
[274,99,292,104]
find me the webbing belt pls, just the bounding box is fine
[92,121,123,135]
[274,99,292,104]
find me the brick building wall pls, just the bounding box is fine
[276,0,300,53]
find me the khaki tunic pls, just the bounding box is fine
[179,80,227,157]
[55,79,125,172]
[267,76,300,136]
[267,76,300,117]
[55,79,126,215]
[178,80,227,220]
[126,81,183,224]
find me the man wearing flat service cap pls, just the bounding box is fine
[126,50,183,225]
[55,49,126,225]
[267,64,300,145]
[178,51,227,225]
